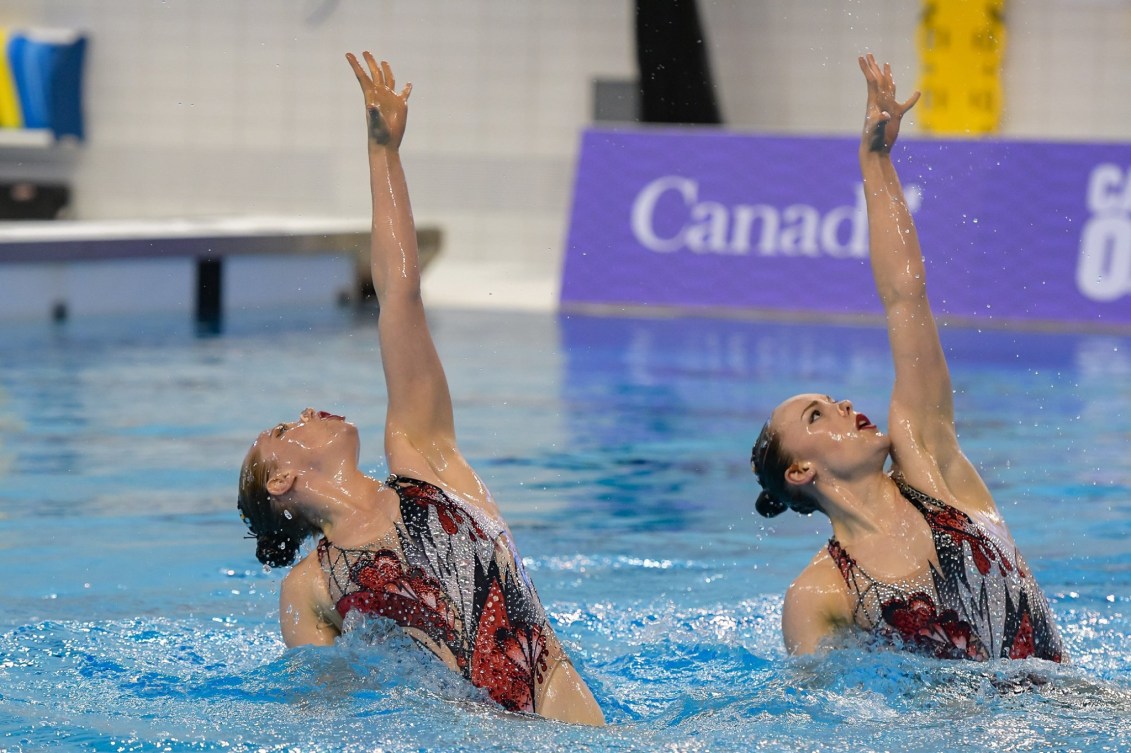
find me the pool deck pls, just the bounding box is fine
[0,216,370,263]
[0,216,460,322]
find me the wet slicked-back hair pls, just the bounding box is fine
[237,446,315,568]
[750,420,820,518]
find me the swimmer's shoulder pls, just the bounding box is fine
[781,549,853,654]
[279,549,341,647]
[787,548,851,610]
[282,550,334,608]
[891,447,998,519]
[386,459,505,522]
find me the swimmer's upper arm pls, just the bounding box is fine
[363,131,483,498]
[279,557,340,648]
[781,562,849,655]
[862,153,993,507]
[862,154,957,456]
[351,64,495,504]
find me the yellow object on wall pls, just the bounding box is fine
[0,28,25,129]
[917,0,1006,134]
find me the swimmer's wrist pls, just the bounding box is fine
[859,139,893,161]
[365,106,401,150]
[861,119,893,155]
[366,108,391,145]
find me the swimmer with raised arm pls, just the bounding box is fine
[237,52,605,725]
[750,54,1065,662]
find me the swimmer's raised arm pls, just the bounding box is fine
[857,54,992,509]
[346,53,479,493]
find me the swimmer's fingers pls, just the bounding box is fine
[859,53,916,152]
[859,52,877,77]
[881,64,916,118]
[858,54,885,136]
[898,90,921,116]
[858,53,882,88]
[377,61,411,101]
[360,54,411,101]
[860,54,901,103]
[346,52,372,88]
[858,53,886,114]
[364,51,382,86]
[347,52,388,116]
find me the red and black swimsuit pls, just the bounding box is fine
[827,478,1065,662]
[317,475,567,714]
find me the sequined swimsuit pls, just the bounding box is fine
[827,478,1065,662]
[317,475,567,714]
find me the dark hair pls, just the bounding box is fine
[237,446,315,568]
[750,421,819,518]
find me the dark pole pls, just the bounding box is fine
[195,257,223,334]
[635,0,723,124]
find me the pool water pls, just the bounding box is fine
[0,306,1128,752]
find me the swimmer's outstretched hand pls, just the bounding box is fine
[346,52,412,149]
[858,53,919,155]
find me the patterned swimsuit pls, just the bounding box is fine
[827,478,1065,662]
[317,475,567,714]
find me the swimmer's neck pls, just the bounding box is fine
[821,473,909,544]
[299,470,387,541]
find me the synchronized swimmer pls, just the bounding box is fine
[750,54,1064,662]
[237,51,604,726]
[237,50,1065,723]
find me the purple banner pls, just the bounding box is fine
[561,127,1131,328]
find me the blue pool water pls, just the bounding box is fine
[1,306,1128,752]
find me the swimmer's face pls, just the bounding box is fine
[769,393,888,480]
[251,407,361,478]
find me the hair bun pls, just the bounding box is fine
[755,490,788,518]
[256,531,300,568]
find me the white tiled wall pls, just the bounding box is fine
[2,0,1130,300]
[701,0,921,135]
[704,0,1131,141]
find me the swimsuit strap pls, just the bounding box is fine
[386,472,424,489]
[891,476,956,520]
[386,473,448,491]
